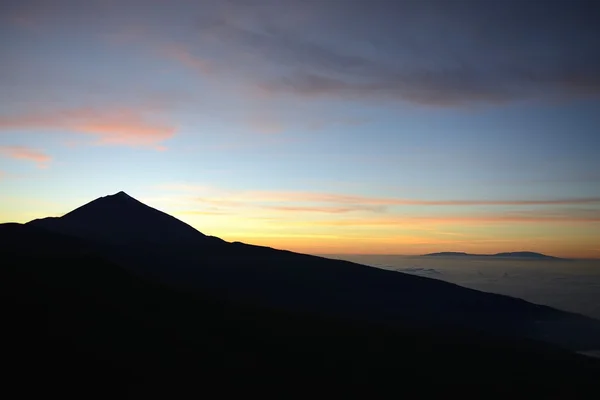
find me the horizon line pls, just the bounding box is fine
[314,252,600,260]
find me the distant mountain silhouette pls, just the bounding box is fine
[423,251,561,260]
[494,251,561,259]
[423,251,472,257]
[3,191,600,395]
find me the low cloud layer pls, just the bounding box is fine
[357,256,600,320]
[396,267,442,276]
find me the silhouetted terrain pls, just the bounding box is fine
[2,192,600,396]
[423,251,561,260]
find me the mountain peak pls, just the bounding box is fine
[63,191,145,217]
[112,191,132,198]
[27,191,213,245]
[101,191,138,203]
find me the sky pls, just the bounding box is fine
[0,0,599,258]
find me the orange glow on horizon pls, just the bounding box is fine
[1,192,598,260]
[215,234,600,259]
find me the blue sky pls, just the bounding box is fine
[1,0,599,257]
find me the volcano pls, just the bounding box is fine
[28,191,224,245]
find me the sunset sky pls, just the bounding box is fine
[1,0,599,258]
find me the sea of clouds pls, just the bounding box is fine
[325,255,600,321]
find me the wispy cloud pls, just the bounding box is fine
[0,107,176,149]
[161,184,600,208]
[0,146,51,168]
[301,214,600,227]
[159,43,213,75]
[7,0,600,108]
[192,0,600,106]
[192,189,600,208]
[103,26,217,77]
[106,32,373,135]
[264,205,386,214]
[158,184,600,225]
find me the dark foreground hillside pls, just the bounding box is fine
[2,223,599,397]
[22,192,600,353]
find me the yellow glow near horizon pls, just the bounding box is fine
[1,191,599,259]
[169,210,600,259]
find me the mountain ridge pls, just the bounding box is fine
[422,251,562,260]
[17,191,599,351]
[3,222,599,395]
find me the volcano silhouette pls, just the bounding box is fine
[29,191,224,245]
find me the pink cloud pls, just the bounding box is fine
[303,214,600,227]
[0,146,51,168]
[104,29,214,76]
[266,205,380,214]
[159,44,213,75]
[276,193,600,206]
[0,107,176,149]
[195,189,600,207]
[164,184,600,212]
[161,185,600,225]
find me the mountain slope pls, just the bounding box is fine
[22,192,600,351]
[2,223,599,396]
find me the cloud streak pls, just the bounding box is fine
[159,44,213,75]
[193,190,600,208]
[0,107,176,149]
[163,184,600,209]
[161,184,600,226]
[5,0,599,107]
[263,205,386,214]
[193,0,600,106]
[302,214,600,227]
[0,146,51,168]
